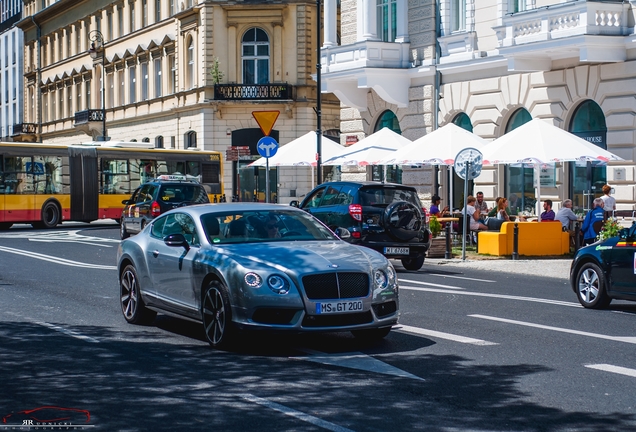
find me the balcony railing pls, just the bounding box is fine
[11,123,38,135]
[321,40,411,73]
[214,83,293,101]
[74,109,105,125]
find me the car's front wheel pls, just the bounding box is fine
[120,264,156,324]
[202,280,234,348]
[575,262,612,309]
[401,254,425,271]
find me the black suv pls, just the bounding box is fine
[293,181,431,270]
[120,175,209,239]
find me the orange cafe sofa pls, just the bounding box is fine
[477,221,570,256]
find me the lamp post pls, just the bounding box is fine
[88,30,107,141]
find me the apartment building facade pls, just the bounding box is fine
[322,0,636,212]
[15,0,340,201]
[0,0,23,141]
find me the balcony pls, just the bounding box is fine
[214,83,293,101]
[320,40,411,110]
[11,123,38,142]
[493,1,632,71]
[74,109,105,138]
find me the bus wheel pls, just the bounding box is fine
[33,201,61,229]
[0,223,13,230]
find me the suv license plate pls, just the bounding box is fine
[384,247,409,255]
[315,300,364,314]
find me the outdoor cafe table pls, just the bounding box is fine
[436,217,459,223]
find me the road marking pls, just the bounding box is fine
[470,314,636,345]
[37,322,100,343]
[239,393,354,432]
[398,279,465,290]
[396,324,498,346]
[421,273,496,283]
[0,229,120,246]
[585,364,636,378]
[0,245,117,270]
[294,348,424,381]
[401,285,581,307]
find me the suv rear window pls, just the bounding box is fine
[359,187,421,207]
[158,185,209,203]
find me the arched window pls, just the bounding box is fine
[142,137,150,142]
[187,36,195,89]
[452,112,473,132]
[155,136,164,148]
[185,130,197,149]
[569,100,607,210]
[504,108,533,214]
[373,110,401,183]
[242,28,269,84]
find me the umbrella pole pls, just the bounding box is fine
[535,164,541,222]
[311,165,315,189]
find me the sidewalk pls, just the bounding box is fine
[423,256,572,281]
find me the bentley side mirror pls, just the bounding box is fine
[334,227,351,240]
[289,200,299,208]
[164,233,190,251]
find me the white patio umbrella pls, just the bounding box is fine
[249,132,344,188]
[322,127,411,167]
[480,118,624,220]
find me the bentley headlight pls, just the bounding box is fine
[267,275,290,294]
[387,265,396,283]
[244,272,263,288]
[374,270,388,289]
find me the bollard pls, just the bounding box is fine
[213,195,218,203]
[512,223,519,260]
[445,222,451,259]
[574,222,580,251]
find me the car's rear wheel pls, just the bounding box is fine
[120,264,156,324]
[32,201,61,229]
[202,280,234,348]
[401,254,425,271]
[351,326,392,341]
[120,221,130,239]
[575,262,611,309]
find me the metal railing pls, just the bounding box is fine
[11,123,38,135]
[74,109,105,124]
[214,83,293,101]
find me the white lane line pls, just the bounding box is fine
[401,285,581,307]
[396,324,498,346]
[239,393,354,432]
[422,273,495,283]
[585,364,636,378]
[294,348,424,381]
[37,322,100,343]
[470,314,636,345]
[398,279,465,290]
[0,245,116,270]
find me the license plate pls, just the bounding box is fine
[384,247,409,255]
[315,300,364,314]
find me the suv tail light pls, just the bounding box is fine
[151,201,161,217]
[422,207,429,224]
[348,204,363,222]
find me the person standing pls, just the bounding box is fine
[540,199,555,221]
[581,198,605,245]
[601,184,616,219]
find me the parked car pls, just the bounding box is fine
[117,203,399,348]
[570,222,636,308]
[292,181,431,270]
[119,174,209,239]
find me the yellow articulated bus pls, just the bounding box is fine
[0,141,223,230]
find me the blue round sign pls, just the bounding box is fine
[257,136,279,158]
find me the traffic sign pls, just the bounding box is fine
[257,136,279,158]
[252,111,280,136]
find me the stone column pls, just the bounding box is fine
[274,23,282,82]
[395,0,409,42]
[323,0,337,47]
[228,25,237,83]
[360,0,378,41]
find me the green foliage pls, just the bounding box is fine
[209,57,224,84]
[597,217,621,241]
[429,216,442,237]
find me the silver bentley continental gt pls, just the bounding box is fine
[116,203,399,348]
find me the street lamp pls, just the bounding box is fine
[88,30,107,141]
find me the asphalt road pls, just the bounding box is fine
[1,222,635,431]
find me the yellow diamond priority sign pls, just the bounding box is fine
[252,111,280,136]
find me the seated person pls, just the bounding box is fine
[463,195,488,233]
[555,199,579,230]
[429,195,449,217]
[581,198,605,245]
[495,197,510,221]
[540,199,555,221]
[487,197,512,219]
[265,215,281,239]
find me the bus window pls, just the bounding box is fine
[140,160,155,184]
[101,159,130,194]
[185,161,201,178]
[33,156,65,194]
[4,157,32,194]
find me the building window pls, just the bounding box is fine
[59,88,64,119]
[118,6,124,37]
[185,130,197,148]
[67,85,72,117]
[374,110,401,133]
[108,11,113,40]
[156,0,161,21]
[187,37,195,89]
[170,0,175,16]
[107,72,114,109]
[118,69,125,106]
[154,58,162,97]
[155,135,164,148]
[242,28,269,84]
[452,112,473,132]
[86,79,91,109]
[43,93,49,123]
[373,111,401,183]
[508,0,526,14]
[129,65,136,104]
[142,0,148,27]
[96,14,101,34]
[12,69,16,100]
[11,32,15,64]
[504,108,533,214]
[76,23,82,54]
[130,1,136,32]
[141,62,148,101]
[76,82,82,111]
[377,0,397,42]
[66,28,72,58]
[451,0,466,32]
[169,54,176,94]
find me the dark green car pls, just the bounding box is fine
[570,222,636,308]
[294,181,431,271]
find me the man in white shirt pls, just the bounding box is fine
[555,199,579,229]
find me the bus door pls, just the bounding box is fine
[68,147,99,222]
[1,156,36,223]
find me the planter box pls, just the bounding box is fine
[427,236,447,258]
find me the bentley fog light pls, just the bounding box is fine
[267,275,290,294]
[374,270,388,289]
[244,272,263,288]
